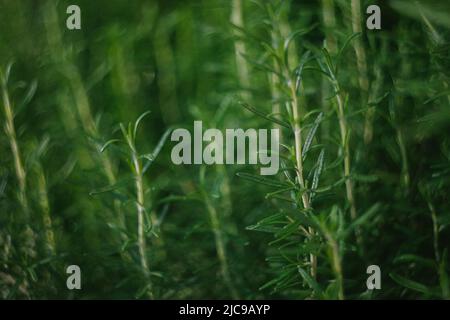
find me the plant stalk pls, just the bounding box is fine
[289,81,317,279]
[36,162,56,255]
[326,234,344,300]
[202,187,239,299]
[132,150,153,299]
[350,0,371,144]
[231,0,250,101]
[1,73,29,215]
[332,82,362,251]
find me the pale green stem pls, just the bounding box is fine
[1,74,29,215]
[202,188,239,299]
[325,233,344,300]
[288,80,317,279]
[231,0,250,101]
[132,150,153,299]
[321,0,337,54]
[332,82,362,250]
[321,0,337,140]
[333,83,357,222]
[36,162,56,255]
[350,0,371,144]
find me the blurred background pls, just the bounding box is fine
[0,0,449,299]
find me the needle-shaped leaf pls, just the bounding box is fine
[390,273,437,296]
[302,112,323,160]
[311,149,325,192]
[283,25,316,67]
[133,110,151,139]
[15,80,37,114]
[100,139,121,153]
[142,127,173,173]
[298,266,323,295]
[336,32,361,65]
[3,61,14,84]
[321,48,336,78]
[237,172,292,188]
[342,203,381,239]
[295,50,312,92]
[240,101,290,128]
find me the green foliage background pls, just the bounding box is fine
[0,0,449,299]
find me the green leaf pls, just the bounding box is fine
[351,174,378,183]
[315,177,346,193]
[135,283,153,299]
[237,172,292,188]
[393,254,436,269]
[89,178,133,196]
[293,211,320,231]
[302,112,323,160]
[295,50,312,92]
[100,139,121,153]
[142,127,173,173]
[303,66,333,80]
[311,149,325,192]
[230,22,269,47]
[16,80,37,113]
[336,32,361,65]
[389,273,436,295]
[424,90,450,104]
[3,61,14,84]
[159,193,202,204]
[240,53,284,77]
[265,186,296,199]
[391,0,450,29]
[260,42,282,64]
[283,25,316,67]
[321,47,335,77]
[119,123,130,145]
[283,27,316,57]
[298,266,323,294]
[273,220,302,242]
[342,203,381,238]
[133,110,151,139]
[259,277,280,291]
[247,213,287,233]
[240,101,290,128]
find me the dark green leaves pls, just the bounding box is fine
[240,101,290,128]
[311,149,325,193]
[390,273,438,296]
[142,127,172,173]
[237,172,292,188]
[302,112,323,160]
